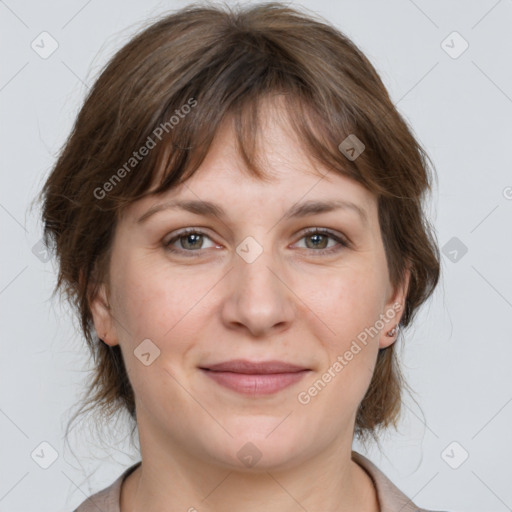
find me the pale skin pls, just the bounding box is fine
[91,96,410,512]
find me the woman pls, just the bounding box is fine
[40,2,444,511]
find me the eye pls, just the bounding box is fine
[293,228,349,255]
[164,227,349,257]
[164,228,217,256]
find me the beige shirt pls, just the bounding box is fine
[74,450,446,512]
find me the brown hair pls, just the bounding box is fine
[39,1,440,448]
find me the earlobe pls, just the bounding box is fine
[89,283,118,346]
[379,265,411,350]
[379,323,400,350]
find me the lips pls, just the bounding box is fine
[202,359,308,374]
[199,359,310,395]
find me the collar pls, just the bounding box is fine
[351,450,431,511]
[75,451,435,512]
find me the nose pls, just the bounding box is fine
[220,244,296,338]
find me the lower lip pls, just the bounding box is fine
[201,369,309,395]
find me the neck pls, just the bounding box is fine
[121,432,379,512]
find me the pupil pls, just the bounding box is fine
[308,234,327,249]
[184,234,202,249]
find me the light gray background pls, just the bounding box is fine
[1,0,511,511]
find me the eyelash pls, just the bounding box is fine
[164,227,350,257]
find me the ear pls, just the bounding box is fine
[379,264,411,350]
[89,282,119,347]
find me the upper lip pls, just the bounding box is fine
[200,359,309,374]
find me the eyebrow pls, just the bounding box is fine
[136,198,368,225]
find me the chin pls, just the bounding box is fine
[204,417,315,472]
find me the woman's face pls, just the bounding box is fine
[91,101,408,471]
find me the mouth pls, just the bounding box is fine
[199,359,311,395]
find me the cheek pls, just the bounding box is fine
[108,259,203,408]
[301,262,388,351]
[110,255,215,352]
[294,261,387,406]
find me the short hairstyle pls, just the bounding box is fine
[40,1,440,448]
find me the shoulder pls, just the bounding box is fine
[351,451,452,512]
[73,461,141,512]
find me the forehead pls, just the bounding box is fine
[126,96,377,223]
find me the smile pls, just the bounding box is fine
[199,359,311,395]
